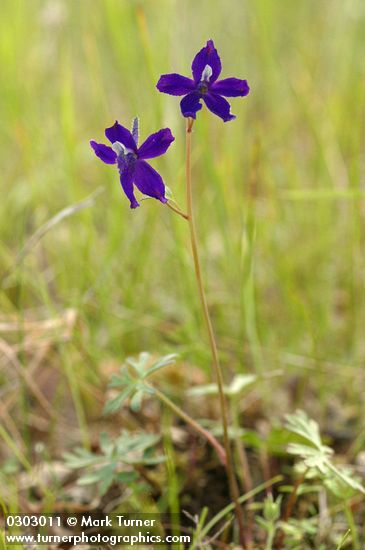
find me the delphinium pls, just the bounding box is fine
[157,39,250,547]
[89,39,365,550]
[91,39,250,548]
[90,118,174,209]
[157,39,249,122]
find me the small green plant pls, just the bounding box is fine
[285,410,365,496]
[64,352,231,499]
[104,352,178,414]
[277,518,318,549]
[270,410,365,549]
[255,494,282,549]
[64,431,164,496]
[104,352,228,465]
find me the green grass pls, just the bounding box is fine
[1,0,365,545]
[2,0,364,368]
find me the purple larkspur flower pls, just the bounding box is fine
[157,39,250,122]
[90,118,174,209]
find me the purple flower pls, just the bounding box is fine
[90,118,175,209]
[157,40,250,122]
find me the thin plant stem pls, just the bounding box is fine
[232,397,254,494]
[0,425,52,501]
[337,529,351,550]
[265,525,276,550]
[200,475,283,542]
[275,470,307,549]
[185,117,247,549]
[166,200,189,220]
[152,385,227,466]
[232,397,254,545]
[162,409,181,541]
[344,503,360,550]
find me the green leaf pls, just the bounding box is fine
[99,432,113,455]
[255,516,270,530]
[98,464,116,496]
[187,384,222,397]
[108,370,133,388]
[279,518,317,538]
[285,410,323,449]
[103,386,135,415]
[285,410,365,496]
[327,463,365,495]
[227,374,256,395]
[279,483,322,495]
[139,455,166,466]
[143,353,178,379]
[126,352,151,376]
[287,444,331,473]
[116,471,138,483]
[77,471,103,485]
[187,374,256,398]
[130,390,144,412]
[263,494,282,522]
[204,421,246,439]
[119,432,161,455]
[63,449,100,469]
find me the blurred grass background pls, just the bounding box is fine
[1,0,365,461]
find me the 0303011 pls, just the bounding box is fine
[6,515,61,528]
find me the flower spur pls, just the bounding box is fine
[90,118,174,209]
[157,39,250,122]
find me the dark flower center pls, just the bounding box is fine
[197,64,213,95]
[124,152,138,168]
[197,81,209,95]
[126,151,138,161]
[113,141,138,171]
[116,150,137,174]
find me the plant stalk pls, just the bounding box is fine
[166,200,189,220]
[275,470,307,549]
[152,386,227,466]
[185,117,247,548]
[232,397,254,545]
[344,502,360,550]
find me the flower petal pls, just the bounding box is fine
[138,128,175,160]
[191,39,222,83]
[119,162,139,209]
[105,121,137,151]
[131,117,139,146]
[90,140,117,164]
[156,73,195,96]
[180,92,203,119]
[203,92,236,122]
[134,160,167,204]
[211,78,250,97]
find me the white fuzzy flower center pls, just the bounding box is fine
[201,64,213,82]
[112,141,134,157]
